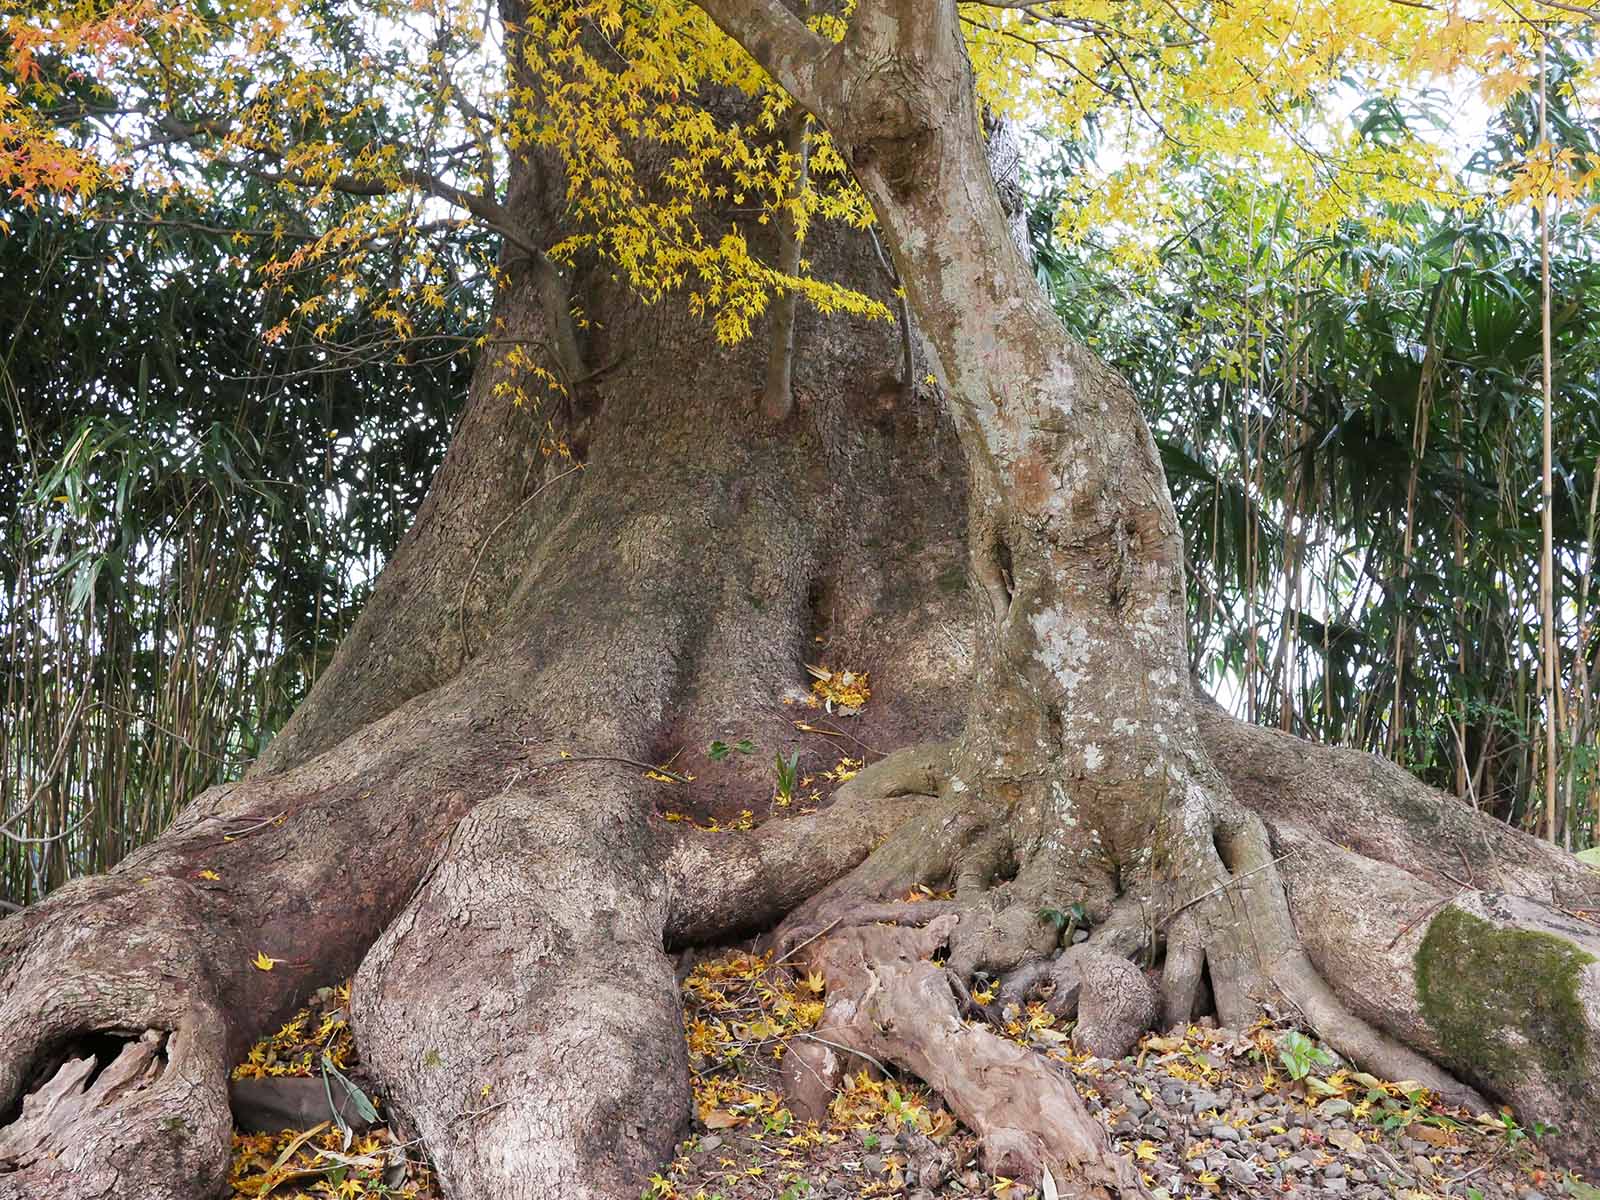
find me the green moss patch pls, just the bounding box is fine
[1416,906,1595,1087]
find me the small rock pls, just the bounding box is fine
[1325,1179,1349,1195]
[1317,1098,1355,1120]
[1229,1161,1259,1186]
[862,1154,885,1175]
[1284,1157,1310,1172]
[1327,1128,1366,1156]
[1210,1124,1242,1143]
[229,1077,377,1135]
[1324,1163,1346,1180]
[696,1135,722,1153]
[1189,1090,1224,1113]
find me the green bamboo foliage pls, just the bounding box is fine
[0,196,479,906]
[1035,182,1600,847]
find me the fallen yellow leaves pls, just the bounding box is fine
[232,984,354,1081]
[227,983,425,1198]
[803,664,870,715]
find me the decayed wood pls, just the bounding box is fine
[801,916,1149,1197]
[0,1031,165,1167]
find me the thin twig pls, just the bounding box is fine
[797,1032,896,1078]
[219,809,289,841]
[1,814,88,846]
[773,917,842,966]
[1388,887,1473,950]
[458,464,583,658]
[1158,851,1297,929]
[807,720,885,759]
[1,690,89,833]
[449,1095,518,1123]
[530,755,693,785]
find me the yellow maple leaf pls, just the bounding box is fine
[252,951,281,971]
[1134,1140,1158,1161]
[197,869,221,881]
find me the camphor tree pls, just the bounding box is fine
[2,0,1599,1197]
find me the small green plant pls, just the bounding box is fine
[707,738,756,762]
[884,1086,922,1128]
[1038,900,1089,942]
[861,1132,880,1150]
[1493,1107,1557,1149]
[779,1178,812,1200]
[762,1108,792,1134]
[1275,1030,1335,1081]
[774,750,801,804]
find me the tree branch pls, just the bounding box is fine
[689,0,831,114]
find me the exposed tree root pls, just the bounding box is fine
[797,916,1150,1197]
[1273,823,1600,1167]
[0,696,484,1199]
[751,724,1549,1187]
[0,1024,228,1200]
[1197,701,1600,908]
[666,744,950,946]
[352,769,686,1200]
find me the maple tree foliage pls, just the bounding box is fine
[5,0,1595,369]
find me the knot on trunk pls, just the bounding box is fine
[1063,951,1160,1061]
[836,69,941,201]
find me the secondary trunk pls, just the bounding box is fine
[691,1,1600,1187]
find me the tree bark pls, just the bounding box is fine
[691,0,1600,1183]
[6,6,1600,1198]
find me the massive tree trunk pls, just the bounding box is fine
[0,113,978,1198]
[2,4,1598,1198]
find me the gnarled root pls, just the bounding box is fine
[352,769,686,1200]
[797,916,1149,1196]
[1273,823,1600,1167]
[0,881,236,1200]
[1158,797,1484,1111]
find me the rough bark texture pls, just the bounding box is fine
[6,4,1600,1198]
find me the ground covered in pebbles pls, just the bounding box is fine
[650,949,1597,1200]
[216,951,1596,1200]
